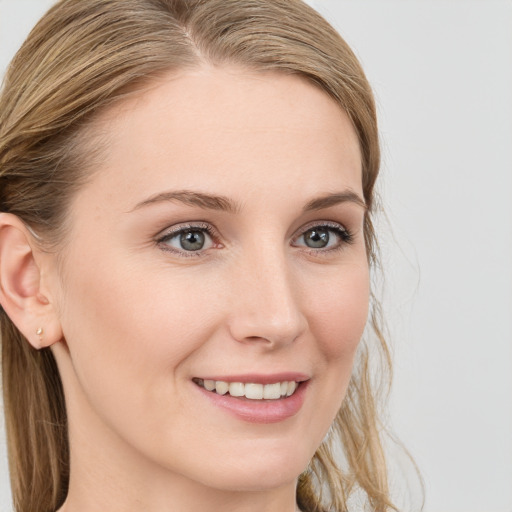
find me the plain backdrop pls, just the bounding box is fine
[1,1,511,511]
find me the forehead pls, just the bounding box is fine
[75,65,362,212]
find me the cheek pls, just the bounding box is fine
[307,263,370,362]
[294,262,369,455]
[56,259,227,462]
[61,264,216,374]
[57,255,211,410]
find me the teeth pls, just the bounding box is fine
[263,382,282,399]
[215,381,229,395]
[204,379,216,391]
[287,381,297,396]
[245,383,263,399]
[198,379,300,400]
[228,382,244,397]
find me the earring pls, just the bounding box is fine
[36,327,43,343]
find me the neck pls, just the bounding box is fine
[59,472,300,512]
[59,401,300,512]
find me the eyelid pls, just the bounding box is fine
[155,221,220,256]
[296,219,348,233]
[293,220,350,239]
[155,221,213,239]
[154,219,354,257]
[291,220,354,251]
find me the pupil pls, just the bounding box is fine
[180,230,205,251]
[305,227,329,248]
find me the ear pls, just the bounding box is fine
[0,213,63,349]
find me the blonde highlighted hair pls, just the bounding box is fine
[0,1,395,510]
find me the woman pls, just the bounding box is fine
[0,0,395,511]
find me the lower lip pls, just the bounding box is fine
[195,381,309,424]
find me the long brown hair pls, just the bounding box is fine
[0,1,394,510]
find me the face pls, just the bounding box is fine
[50,66,369,495]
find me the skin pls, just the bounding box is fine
[17,66,369,511]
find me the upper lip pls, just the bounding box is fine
[195,373,310,384]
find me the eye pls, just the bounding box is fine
[157,224,216,254]
[293,223,353,251]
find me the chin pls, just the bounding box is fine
[199,466,303,493]
[190,442,312,492]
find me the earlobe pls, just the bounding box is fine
[0,213,62,349]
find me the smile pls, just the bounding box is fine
[194,378,299,400]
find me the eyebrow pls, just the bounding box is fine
[130,189,366,214]
[131,190,241,213]
[303,191,367,212]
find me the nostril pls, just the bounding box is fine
[245,336,267,342]
[230,318,306,347]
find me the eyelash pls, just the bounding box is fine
[155,221,354,257]
[292,221,354,255]
[156,222,219,258]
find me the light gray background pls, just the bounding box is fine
[1,1,511,511]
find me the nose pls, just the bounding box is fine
[227,246,308,348]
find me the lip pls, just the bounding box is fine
[193,373,310,424]
[197,372,309,384]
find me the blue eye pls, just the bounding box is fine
[158,226,214,253]
[293,224,353,251]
